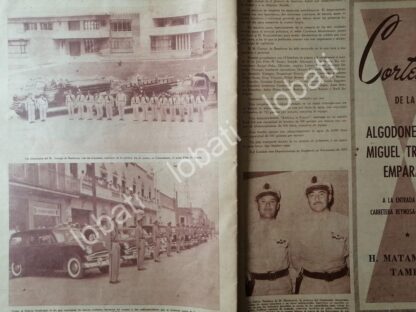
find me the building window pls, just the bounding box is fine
[151,36,175,51]
[110,38,133,52]
[153,15,198,27]
[84,39,97,53]
[8,40,28,55]
[83,20,100,30]
[110,20,131,32]
[68,21,81,31]
[69,164,78,178]
[24,23,37,31]
[40,22,53,30]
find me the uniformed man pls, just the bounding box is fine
[36,94,48,122]
[196,91,206,122]
[290,176,349,294]
[96,92,105,120]
[176,223,182,253]
[105,91,114,120]
[246,182,292,296]
[188,91,195,122]
[180,92,188,122]
[116,90,126,120]
[150,92,158,121]
[161,93,168,122]
[75,90,85,120]
[135,215,146,270]
[65,89,76,120]
[169,94,176,122]
[131,92,140,121]
[25,94,36,123]
[85,91,95,120]
[140,92,149,121]
[153,220,161,262]
[166,222,173,257]
[109,218,121,283]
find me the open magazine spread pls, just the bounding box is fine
[1,0,237,311]
[1,0,416,311]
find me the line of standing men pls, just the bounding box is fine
[24,94,49,123]
[64,89,207,122]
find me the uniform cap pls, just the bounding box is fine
[305,176,333,195]
[255,182,281,202]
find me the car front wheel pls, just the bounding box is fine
[99,266,109,274]
[10,261,25,278]
[66,256,84,279]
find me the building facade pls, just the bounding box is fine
[9,163,214,232]
[7,2,216,63]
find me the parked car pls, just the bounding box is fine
[118,227,138,263]
[10,227,109,279]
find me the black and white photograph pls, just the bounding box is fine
[243,170,350,296]
[9,162,219,309]
[7,0,218,154]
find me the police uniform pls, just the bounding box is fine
[36,95,48,122]
[196,93,206,122]
[153,221,161,262]
[105,93,114,120]
[135,216,146,270]
[75,92,85,120]
[25,96,36,123]
[166,222,172,256]
[188,93,195,122]
[140,94,149,121]
[65,91,76,120]
[169,95,176,122]
[116,91,126,120]
[161,95,168,122]
[109,222,121,283]
[131,94,140,121]
[247,183,292,296]
[148,94,156,121]
[85,92,95,120]
[96,93,105,120]
[290,177,350,294]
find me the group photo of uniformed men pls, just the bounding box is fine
[244,170,350,296]
[62,88,208,123]
[22,88,208,124]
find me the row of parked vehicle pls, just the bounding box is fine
[9,224,211,279]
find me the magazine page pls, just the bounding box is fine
[0,0,237,311]
[354,0,416,310]
[239,0,353,310]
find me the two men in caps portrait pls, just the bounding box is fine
[246,175,349,296]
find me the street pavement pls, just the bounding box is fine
[9,238,219,310]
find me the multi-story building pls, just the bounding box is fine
[157,190,177,225]
[9,163,159,231]
[7,1,216,63]
[176,206,209,227]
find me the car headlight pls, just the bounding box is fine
[123,242,129,249]
[85,246,93,255]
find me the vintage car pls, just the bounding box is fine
[9,227,109,279]
[118,227,138,263]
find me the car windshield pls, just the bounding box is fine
[53,229,79,243]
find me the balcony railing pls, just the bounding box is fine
[80,177,157,210]
[9,166,80,195]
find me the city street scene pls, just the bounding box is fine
[7,0,218,154]
[9,162,219,309]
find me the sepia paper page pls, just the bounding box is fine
[239,0,353,310]
[354,0,416,310]
[0,0,237,311]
